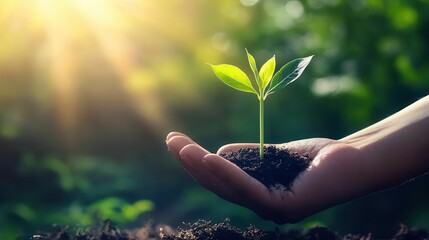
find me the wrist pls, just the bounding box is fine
[342,95,429,191]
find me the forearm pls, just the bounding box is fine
[341,95,429,190]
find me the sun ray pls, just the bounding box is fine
[36,0,79,150]
[70,0,173,133]
[1,0,212,151]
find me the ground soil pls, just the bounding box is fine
[29,219,429,240]
[220,146,312,191]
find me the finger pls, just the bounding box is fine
[166,135,194,159]
[280,140,314,157]
[179,144,236,198]
[166,135,199,176]
[201,153,272,213]
[166,132,193,142]
[216,143,260,155]
[281,138,333,159]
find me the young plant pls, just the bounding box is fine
[208,50,313,160]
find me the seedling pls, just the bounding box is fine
[208,50,313,160]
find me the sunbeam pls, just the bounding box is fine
[0,0,212,151]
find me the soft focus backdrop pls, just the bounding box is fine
[1,0,429,239]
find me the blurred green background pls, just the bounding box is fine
[1,0,429,239]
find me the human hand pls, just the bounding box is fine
[166,132,370,224]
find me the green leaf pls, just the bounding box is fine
[246,49,261,88]
[266,55,313,96]
[259,55,276,92]
[208,64,257,94]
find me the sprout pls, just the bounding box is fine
[208,50,313,160]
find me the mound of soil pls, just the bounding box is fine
[29,219,429,240]
[160,219,336,240]
[220,146,312,191]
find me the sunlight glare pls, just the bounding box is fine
[34,0,183,140]
[1,0,211,151]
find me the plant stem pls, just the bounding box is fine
[259,96,264,160]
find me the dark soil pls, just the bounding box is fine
[29,219,429,240]
[220,146,312,191]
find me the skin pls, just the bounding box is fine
[166,95,429,224]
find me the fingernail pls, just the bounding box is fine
[166,136,193,160]
[166,132,184,141]
[201,153,217,169]
[180,145,209,167]
[165,140,171,151]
